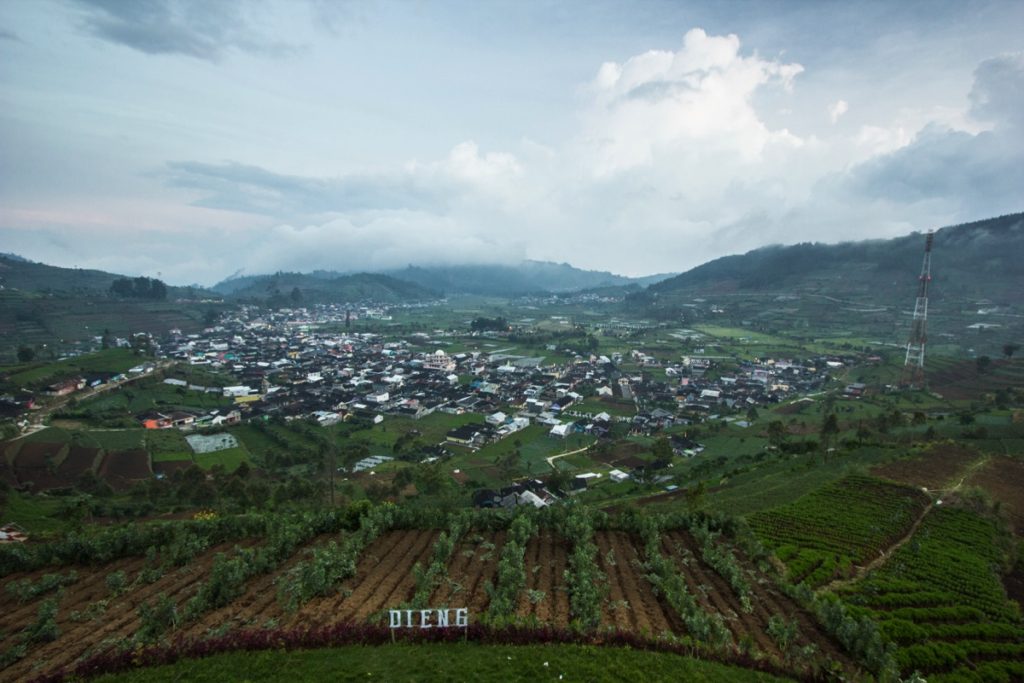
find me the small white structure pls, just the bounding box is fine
[549,423,572,438]
[186,432,239,454]
[609,469,629,483]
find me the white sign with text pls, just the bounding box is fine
[389,608,468,629]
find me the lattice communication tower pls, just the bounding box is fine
[901,231,934,388]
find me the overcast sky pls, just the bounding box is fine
[1,0,1022,285]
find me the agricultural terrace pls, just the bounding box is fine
[1,350,142,391]
[838,506,1024,681]
[0,506,864,682]
[926,357,1024,401]
[749,475,931,589]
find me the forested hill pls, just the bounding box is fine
[383,261,674,296]
[215,272,438,305]
[0,255,207,300]
[648,212,1024,304]
[215,261,676,298]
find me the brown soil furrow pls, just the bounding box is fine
[180,534,338,639]
[516,531,544,619]
[595,531,632,631]
[331,530,427,623]
[1,547,225,683]
[549,534,571,628]
[605,531,676,636]
[347,531,437,623]
[669,531,780,661]
[0,556,146,635]
[461,531,505,615]
[283,529,411,630]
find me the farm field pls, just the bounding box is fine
[838,506,1024,680]
[966,456,1024,535]
[749,475,931,588]
[870,443,984,491]
[926,357,1024,400]
[0,508,860,682]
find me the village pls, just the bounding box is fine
[0,300,859,515]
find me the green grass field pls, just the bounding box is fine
[194,447,250,472]
[92,643,789,683]
[0,491,68,534]
[4,348,141,387]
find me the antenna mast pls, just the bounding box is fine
[901,231,933,388]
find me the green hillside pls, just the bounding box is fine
[217,272,438,304]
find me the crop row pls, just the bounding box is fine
[838,507,1024,677]
[410,512,471,609]
[484,514,536,623]
[624,512,732,650]
[750,475,929,587]
[557,507,604,631]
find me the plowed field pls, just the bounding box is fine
[0,525,854,681]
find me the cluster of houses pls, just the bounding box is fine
[10,303,846,450]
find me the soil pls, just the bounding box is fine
[1,541,249,683]
[98,449,152,491]
[434,530,506,617]
[594,530,679,635]
[871,444,982,491]
[516,532,570,628]
[967,456,1024,536]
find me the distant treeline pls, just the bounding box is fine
[109,276,167,301]
[470,316,510,332]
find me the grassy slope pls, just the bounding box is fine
[93,644,790,683]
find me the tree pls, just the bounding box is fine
[16,345,34,363]
[855,422,872,445]
[976,356,992,374]
[746,406,759,422]
[820,413,839,453]
[546,467,571,493]
[651,437,672,462]
[766,421,787,448]
[290,287,303,305]
[686,481,707,512]
[1003,343,1020,359]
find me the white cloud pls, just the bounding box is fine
[828,99,848,124]
[579,28,804,175]
[3,16,1021,284]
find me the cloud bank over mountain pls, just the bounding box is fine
[0,1,1021,284]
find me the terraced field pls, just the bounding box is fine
[0,508,857,682]
[749,475,931,588]
[838,507,1024,681]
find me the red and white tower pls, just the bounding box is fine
[902,231,934,388]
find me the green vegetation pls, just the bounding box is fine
[4,348,140,388]
[91,643,789,683]
[749,475,930,588]
[839,506,1024,680]
[485,513,536,623]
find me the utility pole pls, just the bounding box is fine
[901,231,934,388]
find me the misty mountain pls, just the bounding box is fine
[214,260,674,298]
[647,212,1024,305]
[214,272,438,304]
[383,261,675,296]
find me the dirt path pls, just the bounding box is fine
[545,444,592,469]
[821,455,993,595]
